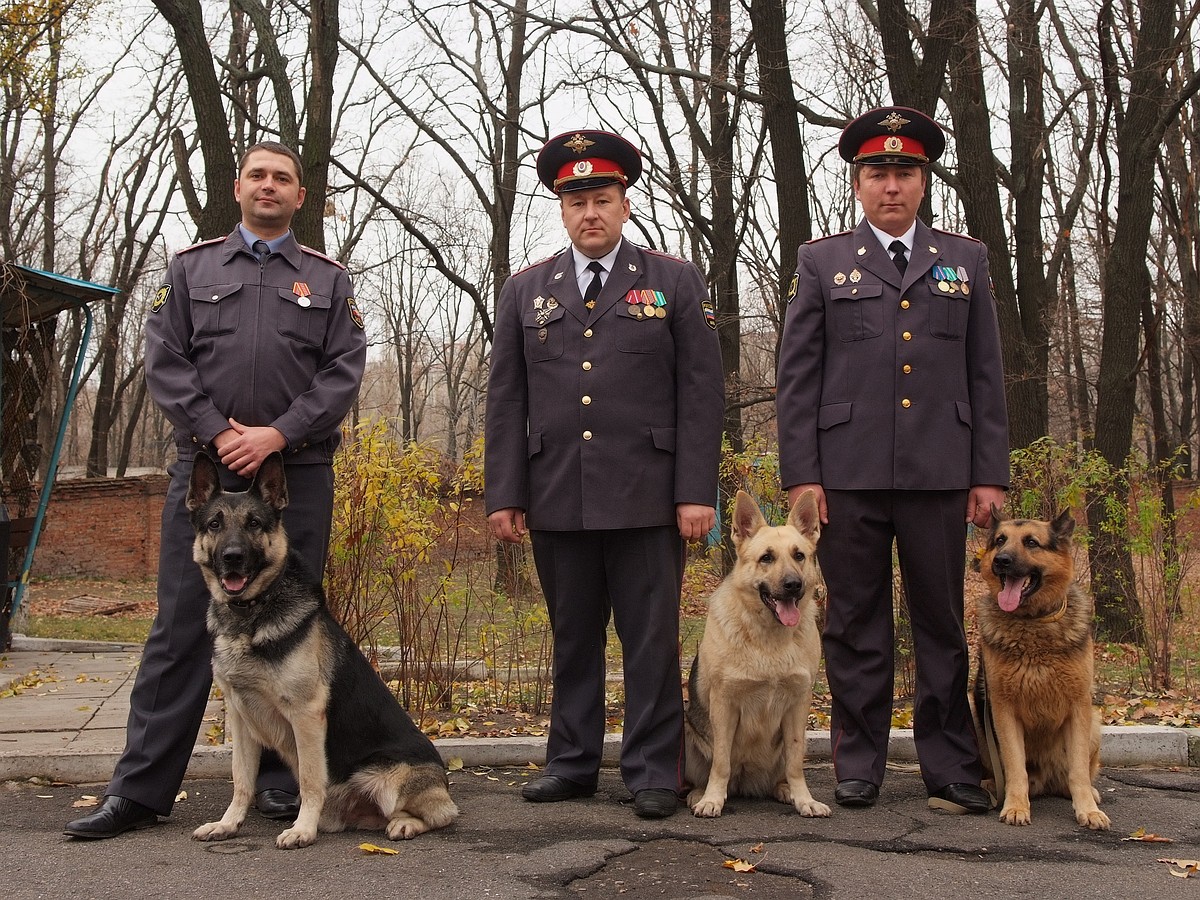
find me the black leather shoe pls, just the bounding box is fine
[929,783,991,813]
[834,779,879,808]
[64,795,157,839]
[256,789,301,820]
[521,775,596,803]
[633,788,679,819]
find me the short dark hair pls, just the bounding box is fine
[238,141,304,182]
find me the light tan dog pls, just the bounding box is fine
[974,507,1109,830]
[684,490,831,819]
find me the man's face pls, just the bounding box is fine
[560,183,630,257]
[234,149,306,237]
[853,164,926,237]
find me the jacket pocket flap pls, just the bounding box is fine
[831,284,883,301]
[278,287,331,309]
[190,284,241,303]
[818,402,852,429]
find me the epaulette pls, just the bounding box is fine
[641,247,687,263]
[804,230,852,245]
[512,254,556,276]
[300,245,348,270]
[930,228,982,244]
[177,236,226,254]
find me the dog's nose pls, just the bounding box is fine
[221,548,245,568]
[782,573,804,594]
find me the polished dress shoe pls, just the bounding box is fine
[928,782,991,813]
[256,789,301,820]
[633,788,679,819]
[834,779,879,808]
[64,795,157,839]
[520,775,596,803]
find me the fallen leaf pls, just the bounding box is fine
[723,859,756,873]
[35,795,54,800]
[72,796,99,808]
[359,843,399,855]
[1124,828,1173,842]
[446,757,464,772]
[175,791,188,802]
[1159,858,1200,878]
[750,842,764,854]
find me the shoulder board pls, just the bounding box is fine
[641,247,687,263]
[930,228,982,244]
[300,245,348,269]
[804,230,852,245]
[177,236,227,255]
[512,254,556,277]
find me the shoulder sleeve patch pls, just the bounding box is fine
[784,273,799,304]
[346,296,365,329]
[702,298,717,330]
[151,284,171,313]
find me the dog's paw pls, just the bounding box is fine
[275,825,318,849]
[999,804,1032,826]
[192,821,239,842]
[793,798,832,818]
[386,814,429,840]
[1077,808,1110,831]
[691,795,725,818]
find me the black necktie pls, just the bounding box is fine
[252,239,270,262]
[889,239,908,274]
[583,260,604,308]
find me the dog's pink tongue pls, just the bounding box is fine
[774,599,801,627]
[222,574,248,594]
[997,577,1024,612]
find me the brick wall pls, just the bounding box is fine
[28,475,168,578]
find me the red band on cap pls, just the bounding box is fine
[854,134,927,163]
[554,157,628,190]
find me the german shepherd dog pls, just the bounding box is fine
[187,452,458,849]
[973,507,1109,830]
[684,490,831,819]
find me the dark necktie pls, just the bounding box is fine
[252,239,270,261]
[889,239,908,274]
[583,260,604,309]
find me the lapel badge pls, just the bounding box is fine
[553,271,564,280]
[928,245,937,254]
[533,295,544,309]
[547,296,559,309]
[628,262,638,272]
[849,269,861,283]
[834,272,847,286]
[857,246,867,256]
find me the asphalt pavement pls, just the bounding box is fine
[3,637,1200,899]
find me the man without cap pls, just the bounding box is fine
[776,107,1009,813]
[65,141,367,839]
[485,130,724,818]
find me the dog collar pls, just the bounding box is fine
[1029,595,1069,623]
[226,596,260,610]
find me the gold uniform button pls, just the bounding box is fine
[902,364,912,374]
[902,331,912,341]
[900,299,910,309]
[582,396,592,405]
[583,431,593,440]
[582,361,592,371]
[584,328,593,338]
[902,399,912,408]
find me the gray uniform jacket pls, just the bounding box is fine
[777,218,1009,491]
[145,229,367,464]
[485,239,724,530]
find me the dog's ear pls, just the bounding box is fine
[788,488,821,542]
[186,452,222,512]
[1050,509,1076,543]
[731,490,767,544]
[252,452,290,512]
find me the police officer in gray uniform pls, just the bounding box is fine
[65,141,366,839]
[485,130,724,818]
[777,108,1009,814]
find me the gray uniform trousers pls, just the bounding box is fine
[531,525,686,793]
[105,458,334,814]
[819,489,983,793]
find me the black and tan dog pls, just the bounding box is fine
[187,452,458,849]
[683,490,831,819]
[973,507,1109,830]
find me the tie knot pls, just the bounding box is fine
[252,239,270,259]
[888,240,906,256]
[587,261,604,274]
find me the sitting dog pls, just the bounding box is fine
[973,507,1110,830]
[684,489,831,819]
[187,452,458,849]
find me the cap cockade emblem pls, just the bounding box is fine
[564,133,595,154]
[879,111,910,133]
[572,160,594,177]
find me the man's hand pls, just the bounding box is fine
[787,483,828,525]
[677,503,715,543]
[488,507,528,543]
[966,485,1006,528]
[214,418,287,477]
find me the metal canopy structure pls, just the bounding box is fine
[1,262,117,632]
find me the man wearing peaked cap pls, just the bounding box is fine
[776,107,1009,815]
[486,130,723,819]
